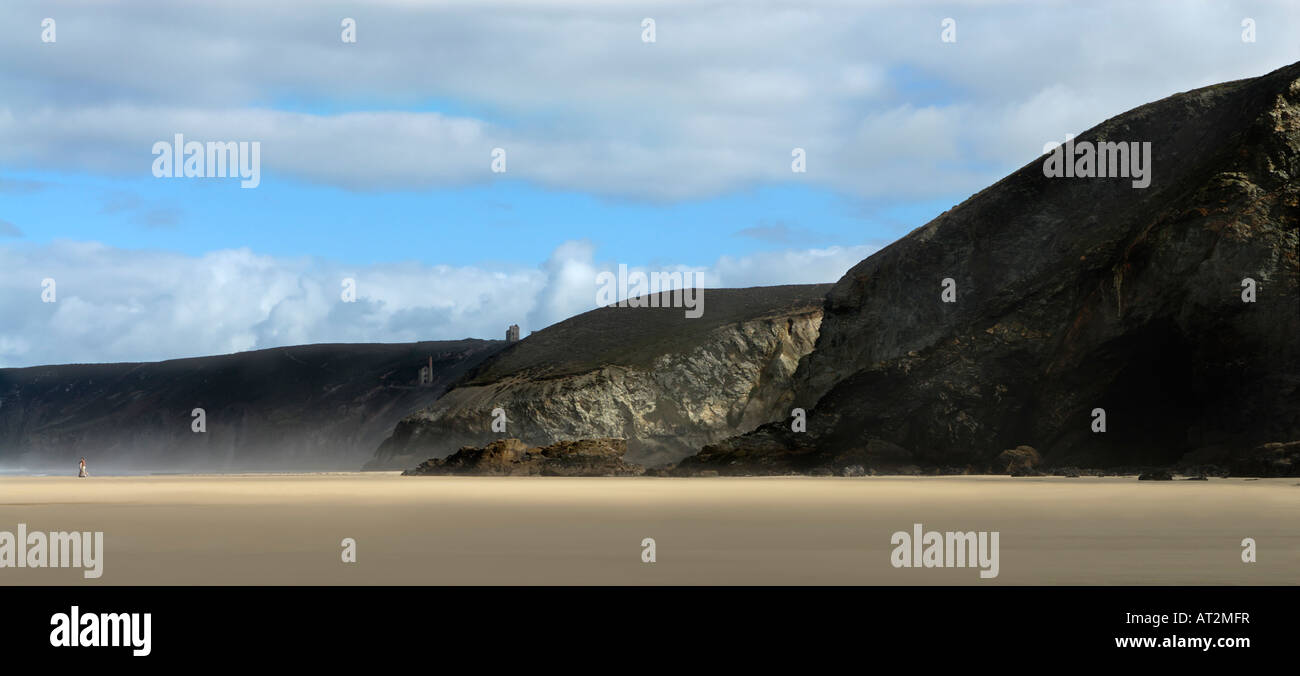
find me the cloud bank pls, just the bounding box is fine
[1,0,1294,200]
[0,240,875,367]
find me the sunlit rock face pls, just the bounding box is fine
[369,285,830,469]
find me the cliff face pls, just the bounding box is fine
[681,62,1300,475]
[369,285,830,469]
[0,340,504,472]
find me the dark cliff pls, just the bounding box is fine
[0,340,505,472]
[680,62,1300,475]
[403,438,644,477]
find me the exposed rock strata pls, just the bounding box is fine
[370,285,830,469]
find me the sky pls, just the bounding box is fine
[1,0,1297,367]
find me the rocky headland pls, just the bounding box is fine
[675,62,1300,477]
[370,285,831,470]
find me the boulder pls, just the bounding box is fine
[998,446,1042,473]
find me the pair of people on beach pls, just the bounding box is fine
[78,457,88,478]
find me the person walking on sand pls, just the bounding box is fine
[78,457,87,478]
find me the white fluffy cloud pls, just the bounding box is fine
[0,239,875,367]
[1,1,1294,199]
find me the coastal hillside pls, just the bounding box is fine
[0,340,504,472]
[680,62,1300,475]
[368,284,831,469]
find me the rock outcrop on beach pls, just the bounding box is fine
[368,285,830,469]
[677,62,1300,476]
[0,340,505,471]
[1178,440,1300,478]
[403,437,644,476]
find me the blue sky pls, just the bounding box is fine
[1,0,1296,367]
[3,169,941,268]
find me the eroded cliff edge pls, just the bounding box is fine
[368,284,831,469]
[679,62,1300,475]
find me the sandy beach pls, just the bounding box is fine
[0,473,1295,585]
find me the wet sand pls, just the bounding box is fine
[0,473,1295,585]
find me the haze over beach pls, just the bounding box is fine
[1,473,1295,585]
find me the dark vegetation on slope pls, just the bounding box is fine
[461,284,833,384]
